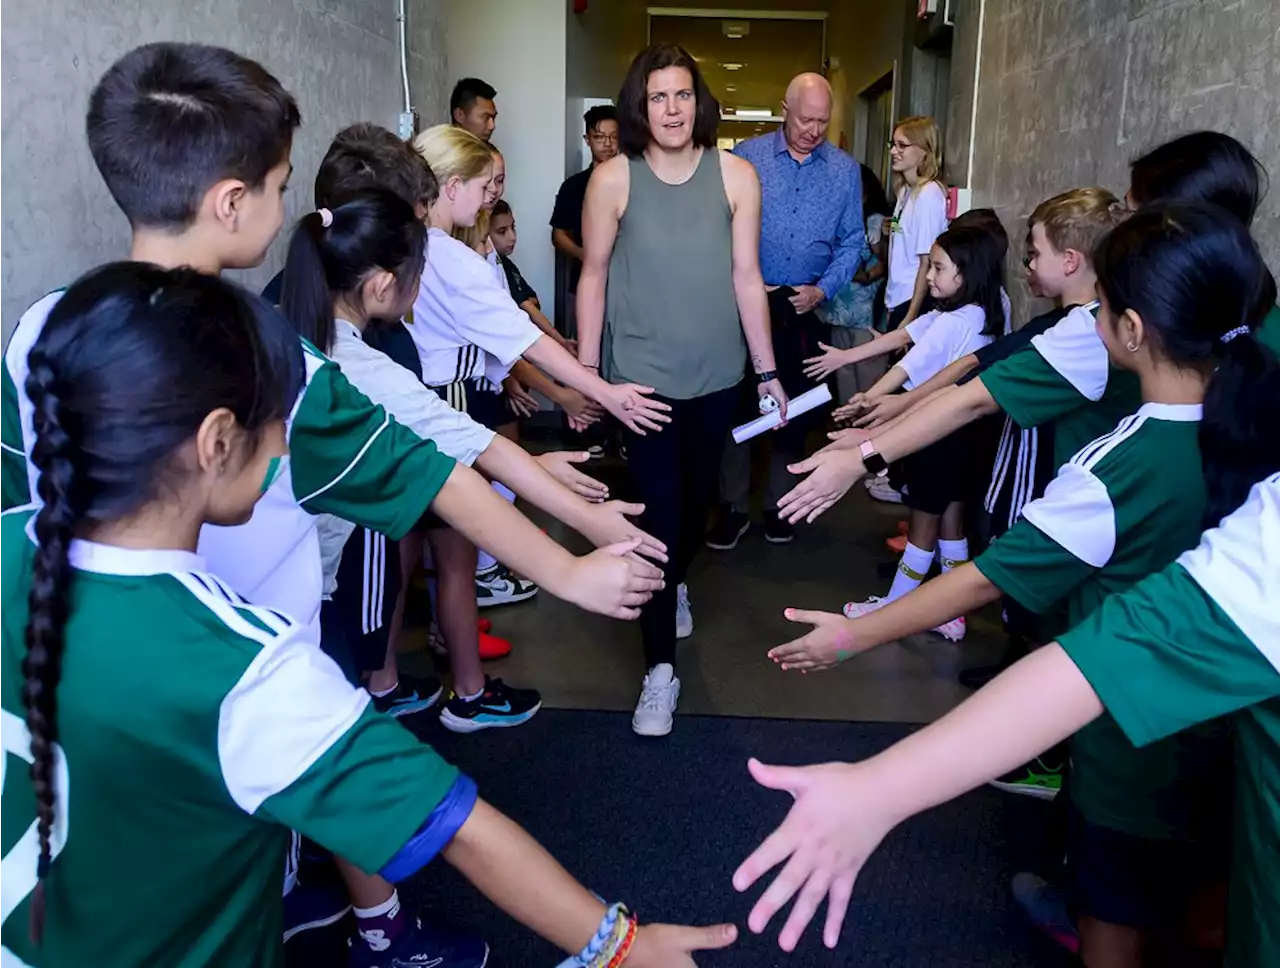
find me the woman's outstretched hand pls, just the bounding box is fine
[600,383,672,435]
[733,758,897,951]
[776,449,867,524]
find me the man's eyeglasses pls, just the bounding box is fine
[888,140,915,151]
[589,133,618,145]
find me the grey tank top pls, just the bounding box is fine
[603,150,746,399]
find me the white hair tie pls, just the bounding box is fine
[317,208,333,228]
[1221,325,1249,344]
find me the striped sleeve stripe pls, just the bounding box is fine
[296,413,392,506]
[173,572,296,644]
[1072,413,1145,470]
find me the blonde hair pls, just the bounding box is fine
[412,123,493,185]
[893,116,942,191]
[1030,187,1129,260]
[453,208,492,252]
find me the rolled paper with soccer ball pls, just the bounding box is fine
[732,384,833,444]
[758,393,780,414]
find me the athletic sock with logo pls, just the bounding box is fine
[354,889,407,954]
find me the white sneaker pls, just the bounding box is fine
[864,477,903,504]
[933,615,967,642]
[475,564,539,608]
[675,583,693,639]
[843,596,888,618]
[632,663,680,736]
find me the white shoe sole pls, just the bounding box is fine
[440,701,542,732]
[632,715,674,737]
[764,531,794,544]
[987,778,1060,801]
[476,586,539,608]
[706,520,750,551]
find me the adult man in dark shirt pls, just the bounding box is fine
[550,104,618,335]
[451,77,498,142]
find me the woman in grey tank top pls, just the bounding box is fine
[576,43,788,737]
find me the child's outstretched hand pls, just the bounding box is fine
[832,392,871,423]
[768,608,856,673]
[629,922,738,968]
[733,758,897,952]
[803,342,851,382]
[566,538,664,620]
[536,450,609,502]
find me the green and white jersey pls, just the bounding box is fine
[976,403,1226,839]
[1,291,457,636]
[979,303,1280,472]
[1060,473,1280,968]
[0,508,460,967]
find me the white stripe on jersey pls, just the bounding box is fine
[295,413,391,507]
[1071,413,1145,470]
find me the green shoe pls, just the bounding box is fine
[988,757,1064,800]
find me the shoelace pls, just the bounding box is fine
[638,680,675,711]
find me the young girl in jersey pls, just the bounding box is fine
[0,262,734,967]
[768,202,1280,966]
[885,116,948,329]
[804,224,1006,640]
[279,189,661,731]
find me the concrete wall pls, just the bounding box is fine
[949,0,1280,322]
[1,0,449,340]
[445,0,566,318]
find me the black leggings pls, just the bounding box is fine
[625,383,740,669]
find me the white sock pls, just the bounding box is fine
[459,684,485,702]
[352,890,400,920]
[938,538,970,574]
[477,483,518,574]
[886,542,935,602]
[369,682,397,698]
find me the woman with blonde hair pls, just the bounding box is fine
[886,116,948,330]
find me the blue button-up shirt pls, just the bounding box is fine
[733,129,866,300]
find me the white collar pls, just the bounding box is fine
[25,515,206,576]
[1136,402,1203,422]
[334,318,362,341]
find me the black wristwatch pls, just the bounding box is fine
[755,370,778,385]
[859,440,890,477]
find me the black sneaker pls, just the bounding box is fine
[763,510,794,544]
[439,677,542,733]
[371,674,443,719]
[475,563,538,608]
[706,508,750,550]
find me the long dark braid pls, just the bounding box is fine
[13,262,304,946]
[22,349,85,942]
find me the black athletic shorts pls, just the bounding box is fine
[318,526,402,685]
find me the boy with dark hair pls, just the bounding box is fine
[450,76,497,141]
[551,103,619,327]
[0,43,669,968]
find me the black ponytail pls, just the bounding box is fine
[933,223,1007,337]
[19,263,302,943]
[279,189,426,352]
[1094,202,1280,525]
[1129,130,1266,226]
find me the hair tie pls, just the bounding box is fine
[317,208,333,228]
[1221,325,1249,344]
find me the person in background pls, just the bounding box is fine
[814,163,894,408]
[886,116,948,330]
[704,73,864,551]
[552,104,620,339]
[577,43,786,737]
[450,76,497,142]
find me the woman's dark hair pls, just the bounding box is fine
[949,207,1009,265]
[279,189,426,353]
[932,224,1007,337]
[616,43,719,157]
[1129,131,1266,225]
[860,164,893,219]
[21,263,301,942]
[1094,201,1280,523]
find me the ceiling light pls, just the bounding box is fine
[722,20,750,39]
[734,108,773,119]
[721,62,744,71]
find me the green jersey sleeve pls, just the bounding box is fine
[289,355,457,540]
[1,361,28,511]
[211,601,461,874]
[1061,472,1280,747]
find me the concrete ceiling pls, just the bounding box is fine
[648,14,825,115]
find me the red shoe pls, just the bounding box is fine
[885,534,908,553]
[479,630,512,660]
[477,617,493,634]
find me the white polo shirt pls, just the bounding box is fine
[316,319,497,595]
[408,228,541,388]
[886,181,949,310]
[900,304,995,389]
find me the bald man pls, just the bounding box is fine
[707,72,867,548]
